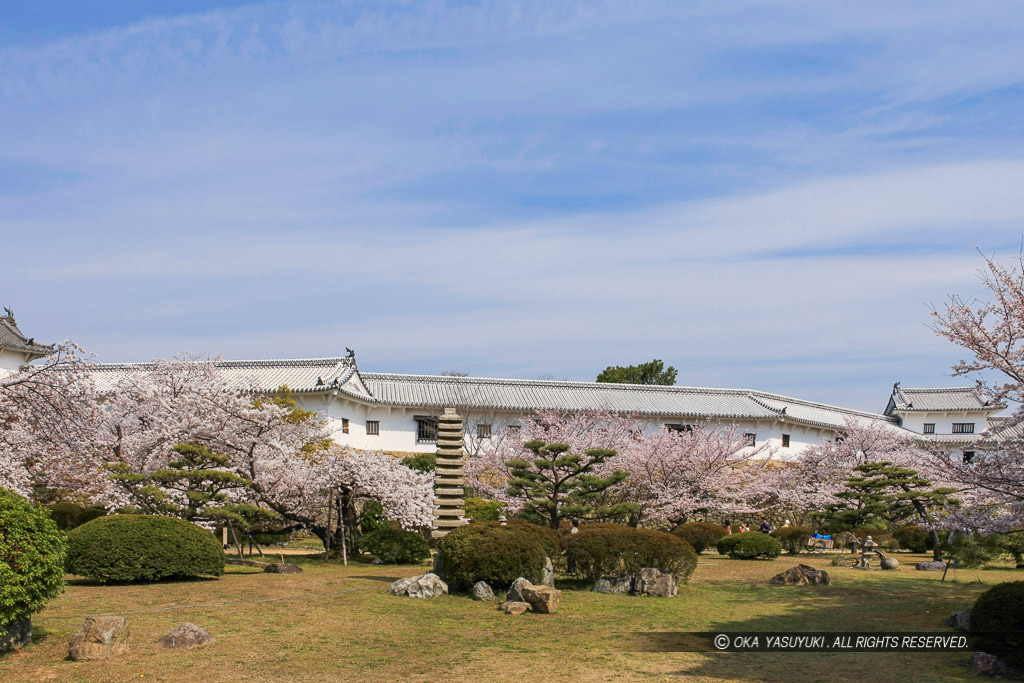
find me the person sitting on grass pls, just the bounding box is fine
[758,517,772,534]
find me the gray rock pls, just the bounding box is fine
[157,623,214,649]
[68,616,129,661]
[769,564,831,586]
[430,553,444,579]
[947,609,971,632]
[499,600,531,615]
[0,618,32,654]
[507,576,530,603]
[372,557,384,565]
[593,575,633,595]
[880,557,899,570]
[634,568,678,597]
[915,561,947,571]
[543,556,555,587]
[264,562,303,574]
[472,581,495,601]
[390,573,448,599]
[971,652,1005,676]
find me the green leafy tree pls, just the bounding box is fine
[823,461,956,559]
[596,359,678,385]
[506,440,637,529]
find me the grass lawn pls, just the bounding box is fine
[1,551,1019,682]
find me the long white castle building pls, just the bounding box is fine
[1,309,1002,460]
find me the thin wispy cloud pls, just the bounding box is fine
[1,1,1021,412]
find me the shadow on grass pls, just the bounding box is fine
[350,575,404,583]
[626,574,984,682]
[65,575,222,587]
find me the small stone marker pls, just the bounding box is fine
[543,556,555,587]
[472,581,495,601]
[769,564,831,586]
[634,568,678,597]
[915,561,947,571]
[520,585,561,614]
[507,577,530,603]
[499,601,532,615]
[593,575,633,595]
[264,562,303,574]
[880,557,899,570]
[947,609,971,632]
[158,623,215,649]
[390,573,448,599]
[68,616,129,661]
[0,618,32,653]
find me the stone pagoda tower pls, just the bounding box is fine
[431,408,466,538]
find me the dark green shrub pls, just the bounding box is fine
[717,533,781,560]
[357,526,430,564]
[853,528,892,544]
[67,515,224,582]
[771,526,813,554]
[672,522,727,554]
[997,533,1024,569]
[504,518,561,558]
[46,502,107,531]
[437,522,546,591]
[971,581,1024,667]
[893,525,931,553]
[1,489,67,631]
[566,524,697,583]
[359,501,389,534]
[833,531,857,552]
[465,497,505,523]
[400,453,436,473]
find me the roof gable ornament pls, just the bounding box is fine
[3,307,13,322]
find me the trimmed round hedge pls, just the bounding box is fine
[437,522,547,591]
[971,580,1024,667]
[566,524,697,583]
[716,533,782,560]
[67,514,224,582]
[672,522,727,554]
[770,526,813,555]
[357,526,430,564]
[0,488,67,631]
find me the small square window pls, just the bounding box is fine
[507,425,521,434]
[781,434,790,448]
[366,420,380,436]
[744,433,756,447]
[341,418,350,434]
[667,424,693,433]
[416,418,438,443]
[952,423,975,434]
[963,451,975,464]
[923,423,935,434]
[477,424,492,439]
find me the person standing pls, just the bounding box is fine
[725,520,732,535]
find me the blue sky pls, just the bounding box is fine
[1,1,1022,412]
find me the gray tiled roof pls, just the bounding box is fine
[0,313,54,360]
[88,357,363,396]
[885,386,998,414]
[360,373,899,429]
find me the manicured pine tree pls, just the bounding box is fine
[506,439,637,529]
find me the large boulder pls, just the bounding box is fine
[634,568,677,597]
[543,556,555,587]
[0,619,32,654]
[769,564,831,586]
[158,623,215,649]
[472,581,495,601]
[521,584,561,614]
[264,562,303,574]
[68,616,129,661]
[915,561,947,571]
[390,573,448,599]
[499,601,532,615]
[507,577,530,603]
[593,575,633,595]
[947,609,971,632]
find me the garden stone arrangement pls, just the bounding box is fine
[593,569,678,597]
[500,577,561,614]
[769,564,831,586]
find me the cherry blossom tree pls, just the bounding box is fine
[930,252,1024,533]
[614,422,774,525]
